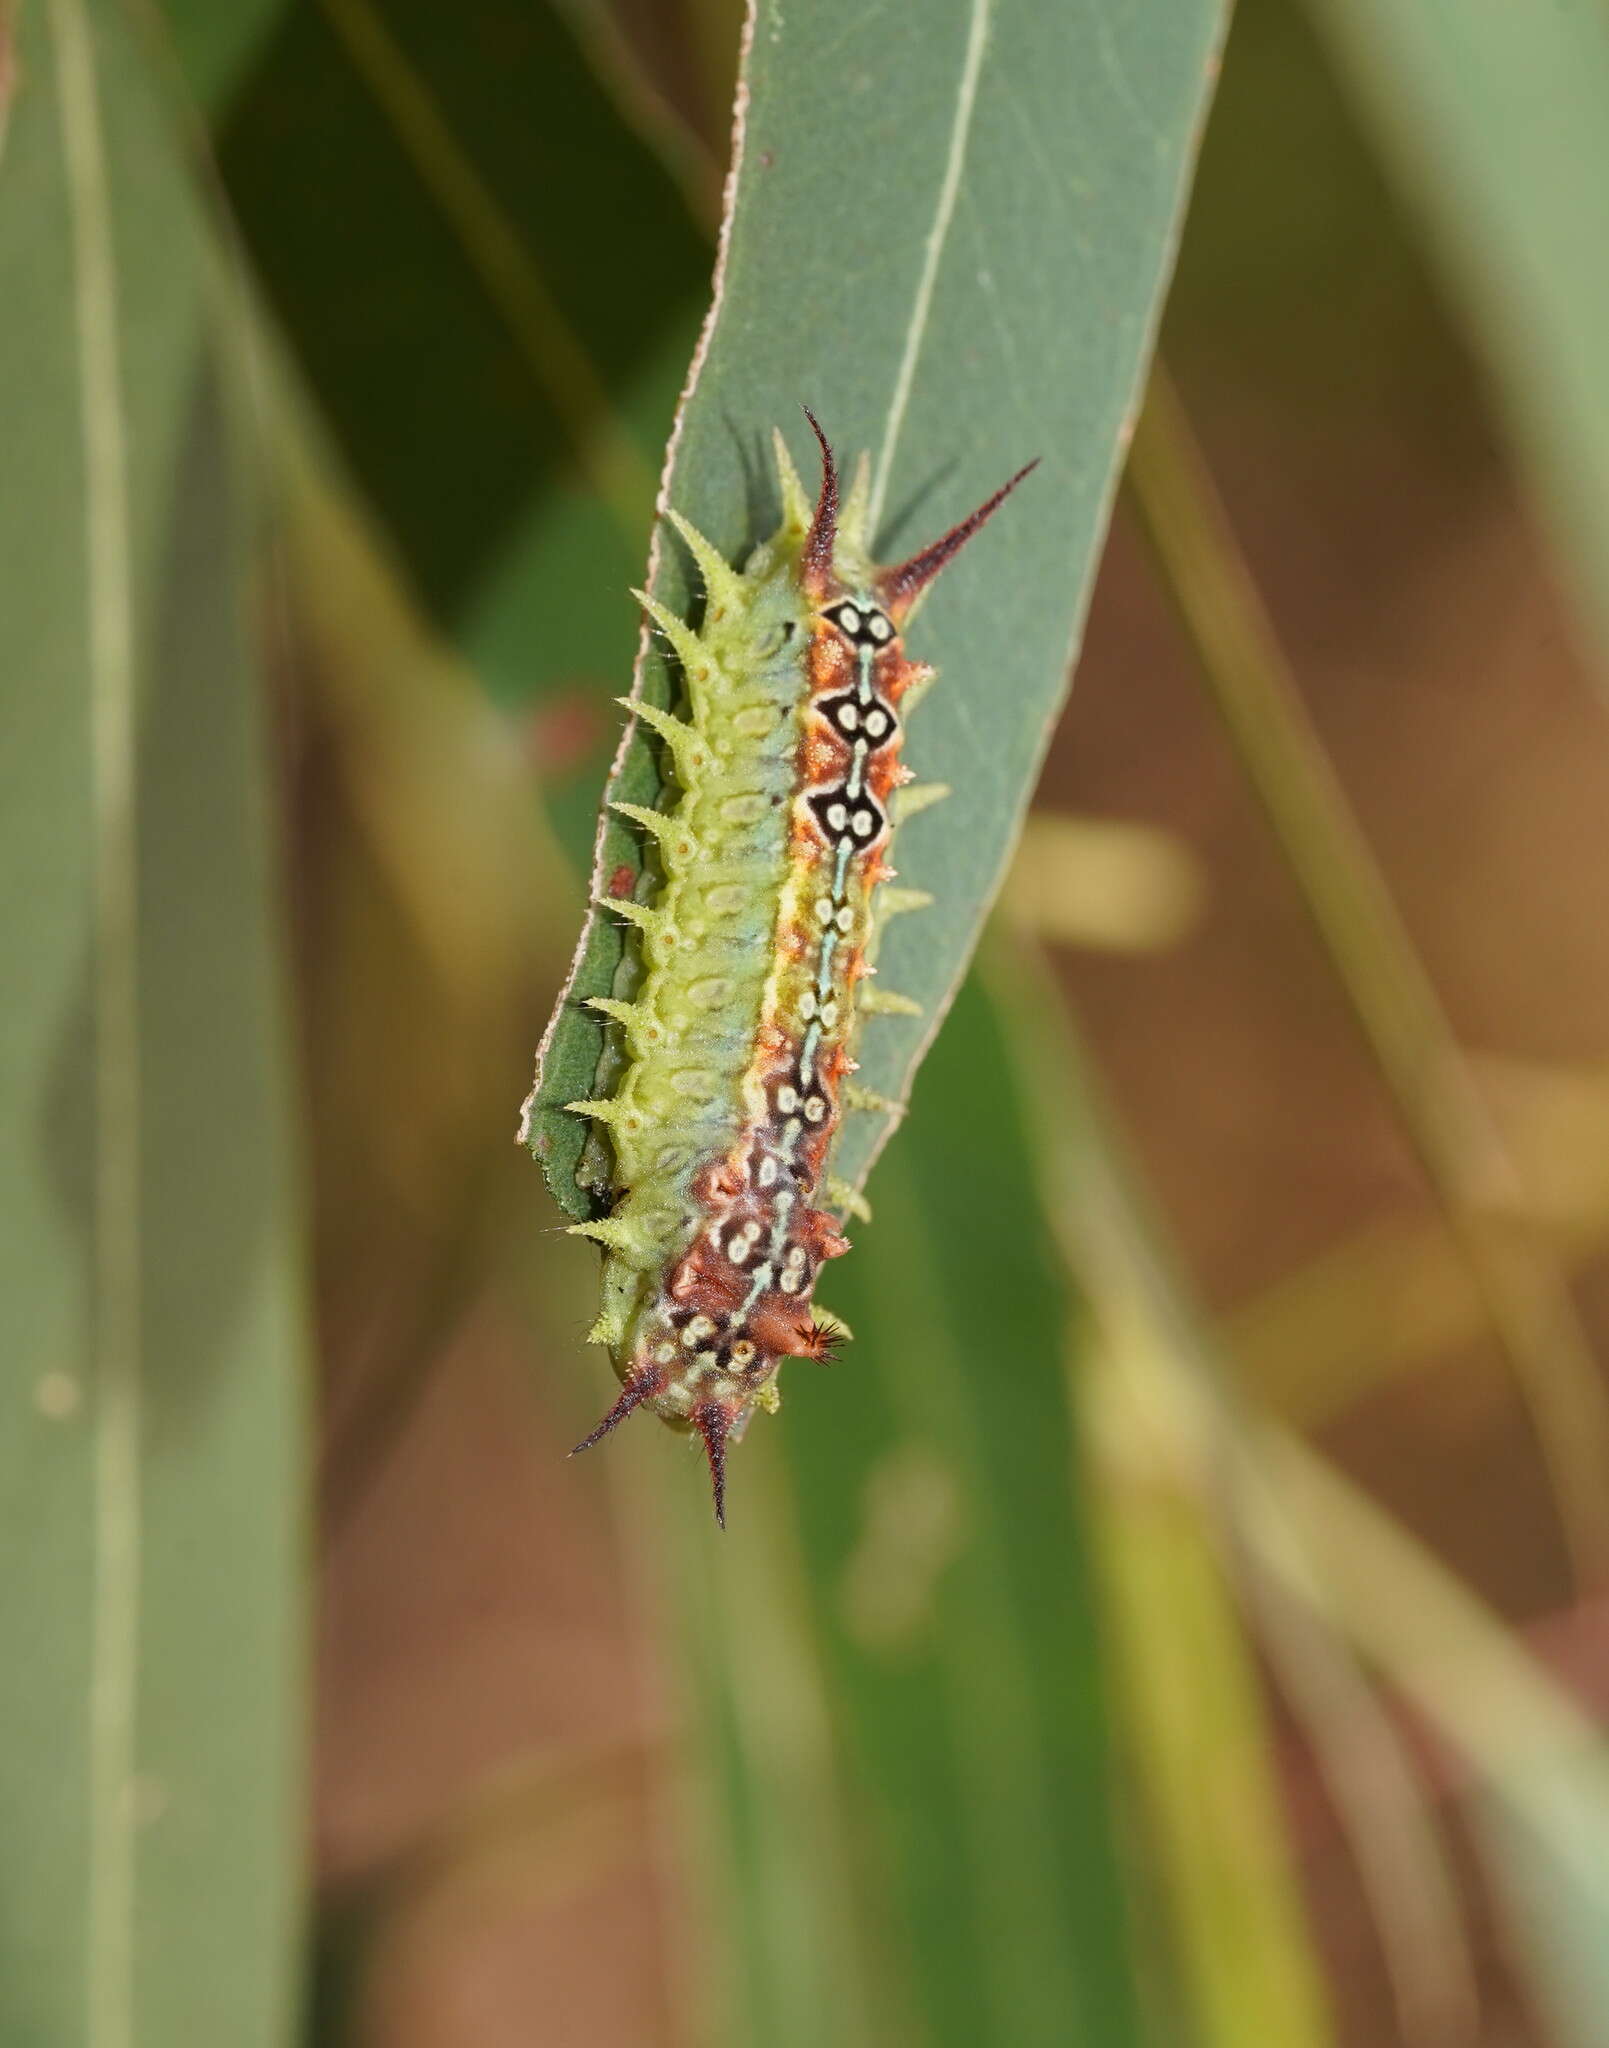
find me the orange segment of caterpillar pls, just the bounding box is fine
[561,411,1037,1525]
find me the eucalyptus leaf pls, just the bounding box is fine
[526,0,1228,1219]
[0,5,306,2042]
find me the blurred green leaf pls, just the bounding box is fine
[214,0,690,593]
[1302,0,1609,677]
[214,8,697,626]
[180,0,710,867]
[988,942,1347,2048]
[656,972,1140,2048]
[0,5,306,2043]
[526,0,1228,1217]
[654,1459,892,2048]
[1093,1459,1337,2048]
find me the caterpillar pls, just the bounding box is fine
[545,413,1035,1524]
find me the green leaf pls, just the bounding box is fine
[0,6,306,2043]
[1301,0,1609,676]
[526,0,1229,1219]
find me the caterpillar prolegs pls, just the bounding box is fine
[541,414,1035,1524]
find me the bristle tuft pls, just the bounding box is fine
[798,1317,843,1364]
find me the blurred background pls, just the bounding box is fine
[10,0,1609,2043]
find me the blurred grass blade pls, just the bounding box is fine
[990,944,1345,2048]
[1262,1430,1609,2046]
[1300,0,1609,679]
[1001,913,1609,2045]
[1084,1332,1340,2048]
[1479,1761,1609,2048]
[991,932,1494,2047]
[0,6,307,2044]
[527,0,1228,1215]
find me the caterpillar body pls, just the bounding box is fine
[554,413,1035,1524]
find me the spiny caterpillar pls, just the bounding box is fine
[547,413,1035,1524]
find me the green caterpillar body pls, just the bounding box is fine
[546,414,1035,1522]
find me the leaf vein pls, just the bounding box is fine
[869,0,993,529]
